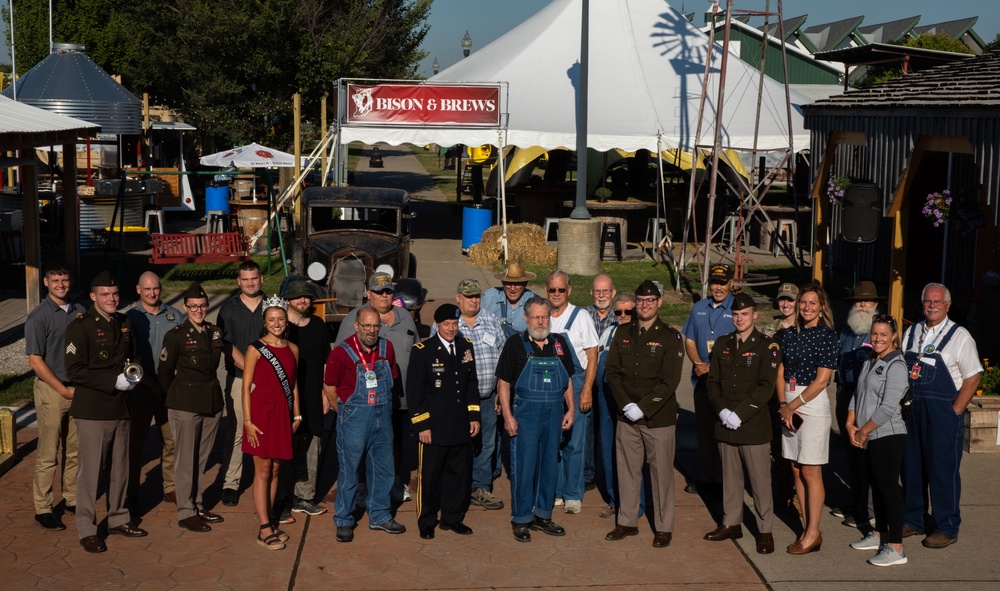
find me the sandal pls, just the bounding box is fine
[270,521,290,542]
[257,524,286,550]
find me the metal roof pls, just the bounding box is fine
[801,16,866,53]
[0,95,101,149]
[804,50,999,110]
[150,121,197,132]
[813,43,976,76]
[1,43,142,135]
[857,16,921,44]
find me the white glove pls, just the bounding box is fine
[724,412,742,430]
[115,373,136,391]
[623,403,644,422]
[719,409,732,424]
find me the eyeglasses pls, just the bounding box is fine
[370,289,394,296]
[356,323,380,331]
[636,297,658,306]
[547,287,567,294]
[614,308,634,316]
[922,299,947,307]
[872,314,897,330]
[592,289,612,295]
[185,304,208,311]
[527,315,549,322]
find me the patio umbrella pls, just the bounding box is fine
[199,142,297,168]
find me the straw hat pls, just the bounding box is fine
[494,261,536,282]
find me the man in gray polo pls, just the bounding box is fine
[26,261,85,531]
[125,271,183,506]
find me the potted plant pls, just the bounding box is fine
[595,187,612,204]
[965,357,1000,453]
[826,176,851,205]
[923,190,984,236]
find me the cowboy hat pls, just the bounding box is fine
[846,280,883,301]
[494,261,536,282]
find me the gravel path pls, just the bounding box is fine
[0,337,30,376]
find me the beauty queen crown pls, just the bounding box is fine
[263,294,289,311]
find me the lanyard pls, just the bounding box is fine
[917,320,949,353]
[351,336,377,374]
[707,302,726,336]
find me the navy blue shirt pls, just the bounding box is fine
[837,328,872,386]
[780,325,837,387]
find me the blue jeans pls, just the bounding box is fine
[333,401,394,527]
[510,396,563,524]
[557,373,590,502]
[472,393,499,491]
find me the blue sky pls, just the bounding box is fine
[419,0,999,77]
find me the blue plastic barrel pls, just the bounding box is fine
[205,185,231,214]
[461,206,493,252]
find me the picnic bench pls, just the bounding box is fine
[149,232,250,264]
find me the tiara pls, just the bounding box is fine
[263,294,288,311]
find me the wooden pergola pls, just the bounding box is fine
[1,97,100,310]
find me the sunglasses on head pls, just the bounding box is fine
[614,308,634,316]
[872,314,897,330]
[547,287,567,294]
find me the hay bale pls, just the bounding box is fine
[468,222,557,266]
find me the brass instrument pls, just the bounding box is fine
[124,358,144,383]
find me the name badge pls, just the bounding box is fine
[910,363,922,380]
[919,357,936,367]
[365,370,378,389]
[368,390,377,404]
[706,340,715,354]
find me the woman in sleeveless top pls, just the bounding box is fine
[242,297,300,550]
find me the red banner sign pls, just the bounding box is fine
[345,84,501,127]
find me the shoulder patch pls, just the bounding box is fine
[66,342,77,355]
[413,342,425,349]
[768,342,780,350]
[464,337,472,343]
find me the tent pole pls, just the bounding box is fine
[497,130,509,263]
[569,0,591,220]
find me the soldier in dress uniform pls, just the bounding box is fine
[158,283,226,533]
[65,271,147,554]
[703,292,781,555]
[407,304,481,539]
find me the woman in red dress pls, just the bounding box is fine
[242,296,301,550]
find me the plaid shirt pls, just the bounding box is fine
[436,310,506,399]
[585,305,616,340]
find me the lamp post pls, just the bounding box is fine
[432,57,440,75]
[462,31,473,58]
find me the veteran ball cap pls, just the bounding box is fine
[457,278,482,297]
[708,264,733,284]
[434,303,461,324]
[731,292,757,311]
[182,282,208,301]
[90,270,117,289]
[776,282,799,301]
[634,279,661,298]
[368,272,394,291]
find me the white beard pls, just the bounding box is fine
[528,326,551,341]
[846,306,875,336]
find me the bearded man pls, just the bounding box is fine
[835,281,882,530]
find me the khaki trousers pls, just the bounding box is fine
[75,418,130,539]
[169,409,222,520]
[32,378,78,513]
[719,441,773,533]
[616,422,675,532]
[220,374,246,490]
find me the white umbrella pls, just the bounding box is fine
[199,142,297,168]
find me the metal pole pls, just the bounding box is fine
[570,0,591,219]
[9,0,16,101]
[497,130,509,262]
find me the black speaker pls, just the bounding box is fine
[841,183,881,244]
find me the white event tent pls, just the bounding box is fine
[338,0,811,153]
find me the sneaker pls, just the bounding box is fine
[850,531,882,551]
[599,505,616,519]
[554,497,564,506]
[369,519,406,534]
[868,545,907,567]
[292,497,328,516]
[563,500,582,514]
[830,507,846,519]
[277,508,295,524]
[470,488,505,510]
[402,484,412,502]
[842,515,875,528]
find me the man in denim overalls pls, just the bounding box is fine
[496,297,576,542]
[324,307,406,542]
[900,283,982,549]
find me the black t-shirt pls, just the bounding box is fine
[287,316,331,436]
[495,331,575,385]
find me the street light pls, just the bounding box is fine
[461,31,473,58]
[432,57,440,75]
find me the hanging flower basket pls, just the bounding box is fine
[922,190,984,235]
[826,176,851,205]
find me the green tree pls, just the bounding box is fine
[985,32,1000,53]
[902,31,975,55]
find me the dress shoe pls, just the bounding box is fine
[163,491,177,504]
[530,517,565,536]
[683,482,699,494]
[901,525,924,538]
[419,527,435,539]
[605,525,639,541]
[221,488,239,507]
[704,524,743,541]
[64,504,76,514]
[80,535,107,553]
[35,512,66,531]
[652,531,672,548]
[196,509,225,524]
[756,533,775,554]
[922,532,958,549]
[512,523,531,542]
[440,522,473,535]
[108,522,149,538]
[787,533,822,555]
[178,515,211,532]
[336,525,354,543]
